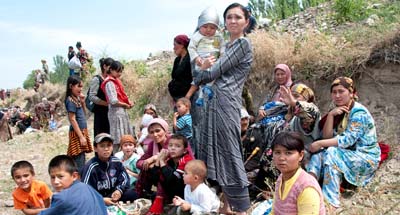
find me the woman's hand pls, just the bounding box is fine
[329,106,349,117]
[258,109,267,119]
[158,149,169,162]
[143,156,156,170]
[200,56,216,70]
[309,140,323,153]
[279,86,296,106]
[195,57,203,67]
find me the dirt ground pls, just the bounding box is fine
[0,63,399,215]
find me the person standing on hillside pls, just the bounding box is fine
[68,46,76,76]
[76,41,91,77]
[100,61,134,153]
[168,35,192,103]
[88,57,113,136]
[193,3,252,214]
[41,59,49,82]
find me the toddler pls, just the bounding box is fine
[138,113,154,153]
[114,134,141,188]
[173,97,193,142]
[173,159,220,215]
[39,155,107,215]
[11,161,52,215]
[187,7,225,106]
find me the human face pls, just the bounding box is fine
[176,102,189,116]
[173,42,185,57]
[95,141,113,162]
[144,109,156,118]
[273,144,304,180]
[121,141,135,158]
[274,69,288,85]
[225,7,249,39]
[110,69,122,79]
[12,168,34,192]
[183,166,196,185]
[168,138,187,160]
[331,85,353,107]
[240,117,249,133]
[199,23,218,37]
[292,92,306,102]
[70,82,83,97]
[148,124,167,144]
[49,167,78,192]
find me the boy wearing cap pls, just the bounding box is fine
[186,7,225,106]
[81,133,138,206]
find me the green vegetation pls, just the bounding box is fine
[22,70,37,89]
[333,0,369,23]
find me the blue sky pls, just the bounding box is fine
[0,0,248,89]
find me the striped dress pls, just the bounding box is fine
[193,37,252,212]
[65,96,93,157]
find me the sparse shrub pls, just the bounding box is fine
[333,0,369,23]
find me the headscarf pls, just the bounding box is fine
[291,83,315,103]
[274,64,293,87]
[331,76,358,100]
[120,134,136,145]
[144,104,157,115]
[197,7,220,29]
[272,64,293,101]
[174,34,190,49]
[148,118,169,133]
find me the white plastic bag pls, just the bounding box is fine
[68,56,82,69]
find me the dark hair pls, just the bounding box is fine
[223,3,250,22]
[170,134,188,148]
[65,75,82,102]
[107,61,124,74]
[99,57,114,73]
[11,160,35,178]
[271,131,304,153]
[68,46,73,49]
[48,155,78,174]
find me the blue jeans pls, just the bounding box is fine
[69,69,75,76]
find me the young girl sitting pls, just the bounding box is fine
[270,131,325,215]
[65,75,93,171]
[114,134,141,188]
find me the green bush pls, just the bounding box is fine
[333,0,369,23]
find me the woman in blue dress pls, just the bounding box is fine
[307,76,381,209]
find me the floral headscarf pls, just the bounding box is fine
[291,83,315,103]
[331,76,358,100]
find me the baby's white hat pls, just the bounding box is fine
[141,114,154,127]
[198,7,220,29]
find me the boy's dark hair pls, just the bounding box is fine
[11,161,35,178]
[48,155,78,174]
[170,134,188,148]
[186,160,207,181]
[176,97,191,110]
[271,131,304,153]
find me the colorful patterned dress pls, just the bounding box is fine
[306,101,381,207]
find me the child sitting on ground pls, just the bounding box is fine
[39,155,107,215]
[114,134,141,188]
[81,133,138,206]
[186,7,225,106]
[173,159,220,215]
[270,131,325,215]
[146,134,194,214]
[11,161,52,215]
[173,97,193,144]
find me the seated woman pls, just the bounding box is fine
[307,77,381,209]
[252,82,320,192]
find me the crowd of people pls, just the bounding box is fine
[6,2,383,215]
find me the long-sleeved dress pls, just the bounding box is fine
[193,37,252,211]
[306,101,381,207]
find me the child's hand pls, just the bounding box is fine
[104,197,117,206]
[173,112,179,119]
[80,136,87,146]
[173,196,184,206]
[195,57,203,67]
[111,190,122,202]
[159,149,169,161]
